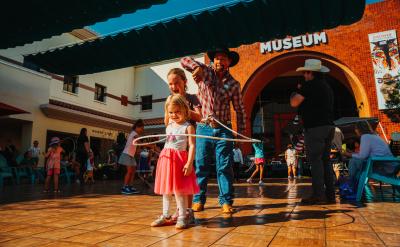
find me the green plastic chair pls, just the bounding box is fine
[59,165,75,184]
[30,167,45,184]
[356,156,400,201]
[15,154,23,165]
[0,154,16,189]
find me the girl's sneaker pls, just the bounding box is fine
[151,215,173,227]
[128,186,140,194]
[175,217,188,229]
[54,189,61,193]
[258,180,264,186]
[121,186,133,195]
[246,178,253,184]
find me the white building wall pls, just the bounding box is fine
[133,55,204,119]
[50,67,136,119]
[0,60,124,165]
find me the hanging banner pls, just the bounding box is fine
[368,30,400,110]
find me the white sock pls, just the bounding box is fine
[163,194,173,217]
[175,195,187,220]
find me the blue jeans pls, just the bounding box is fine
[193,123,234,205]
[348,158,365,190]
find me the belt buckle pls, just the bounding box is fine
[209,121,218,128]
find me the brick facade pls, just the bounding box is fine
[225,0,400,153]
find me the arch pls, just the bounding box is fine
[241,51,371,153]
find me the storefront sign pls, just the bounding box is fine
[260,32,328,54]
[368,30,400,110]
[91,129,114,139]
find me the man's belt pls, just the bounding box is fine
[200,118,231,128]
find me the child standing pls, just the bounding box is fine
[247,142,265,185]
[151,94,199,229]
[44,137,64,193]
[118,119,145,195]
[285,144,297,179]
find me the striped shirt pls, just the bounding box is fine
[180,57,246,133]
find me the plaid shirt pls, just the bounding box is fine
[181,57,246,133]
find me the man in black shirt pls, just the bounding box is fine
[290,59,335,204]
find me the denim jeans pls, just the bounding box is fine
[193,123,234,205]
[348,158,365,190]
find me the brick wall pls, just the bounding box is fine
[225,0,400,149]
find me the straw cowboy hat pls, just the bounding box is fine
[49,137,60,146]
[296,59,330,73]
[207,47,239,67]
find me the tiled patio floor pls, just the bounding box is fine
[0,178,399,246]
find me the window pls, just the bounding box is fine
[94,84,107,102]
[63,75,78,93]
[141,95,152,111]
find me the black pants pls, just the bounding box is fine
[304,125,335,199]
[76,153,88,183]
[233,162,241,181]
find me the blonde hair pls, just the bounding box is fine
[167,68,188,91]
[165,94,190,121]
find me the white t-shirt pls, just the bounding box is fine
[233,148,244,164]
[86,159,94,171]
[285,148,297,164]
[123,130,138,157]
[29,146,41,158]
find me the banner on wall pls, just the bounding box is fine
[368,30,400,110]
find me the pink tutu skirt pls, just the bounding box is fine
[154,148,199,195]
[254,158,265,164]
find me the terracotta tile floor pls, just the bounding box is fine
[0,178,399,246]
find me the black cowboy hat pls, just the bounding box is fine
[207,47,239,67]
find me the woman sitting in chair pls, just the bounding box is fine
[343,121,394,192]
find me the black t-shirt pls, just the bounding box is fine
[185,93,201,111]
[298,78,334,129]
[185,93,201,126]
[77,135,89,155]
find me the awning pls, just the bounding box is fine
[25,0,366,75]
[0,0,167,49]
[0,102,29,116]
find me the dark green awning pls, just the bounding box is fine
[0,0,166,49]
[25,0,366,75]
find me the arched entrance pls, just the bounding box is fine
[241,51,371,155]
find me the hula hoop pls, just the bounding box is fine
[132,117,261,146]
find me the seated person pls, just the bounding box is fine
[138,148,151,178]
[343,121,395,191]
[107,150,118,169]
[61,152,80,183]
[20,151,36,168]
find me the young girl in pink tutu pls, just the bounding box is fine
[151,94,199,229]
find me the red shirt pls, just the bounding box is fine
[181,57,246,133]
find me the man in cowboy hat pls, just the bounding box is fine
[181,47,246,214]
[290,59,335,204]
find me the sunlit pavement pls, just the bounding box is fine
[0,178,399,246]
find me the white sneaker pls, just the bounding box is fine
[294,176,297,179]
[76,179,80,184]
[288,176,291,179]
[258,180,264,186]
[246,178,252,184]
